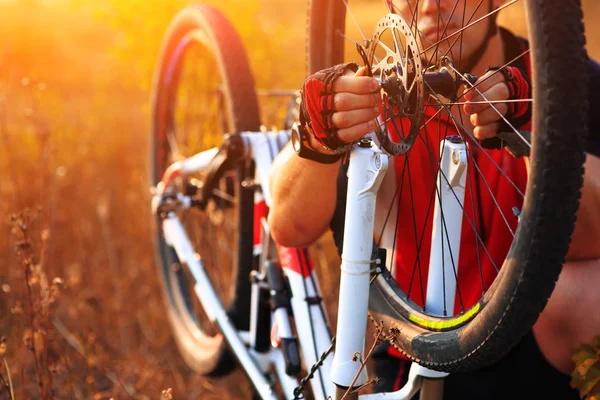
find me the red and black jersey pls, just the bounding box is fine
[389,27,600,315]
[389,109,528,313]
[384,28,530,313]
[328,29,599,378]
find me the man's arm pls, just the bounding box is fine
[533,256,600,374]
[464,69,600,260]
[269,66,380,247]
[566,153,600,260]
[466,69,600,374]
[268,145,340,247]
[531,156,600,375]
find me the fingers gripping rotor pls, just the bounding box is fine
[299,62,359,153]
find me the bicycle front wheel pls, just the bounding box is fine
[308,0,588,372]
[149,4,261,375]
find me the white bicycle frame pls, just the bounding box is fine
[153,126,468,400]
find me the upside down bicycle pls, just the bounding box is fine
[148,0,588,398]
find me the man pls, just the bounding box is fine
[269,0,600,397]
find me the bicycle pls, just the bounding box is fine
[148,1,589,398]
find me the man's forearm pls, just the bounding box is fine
[566,153,600,261]
[268,143,341,247]
[534,154,600,374]
[534,258,600,374]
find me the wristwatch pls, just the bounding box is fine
[290,123,342,164]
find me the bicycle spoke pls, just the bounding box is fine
[405,155,427,302]
[389,154,409,282]
[438,193,466,314]
[343,0,369,43]
[408,115,463,313]
[337,31,382,65]
[422,0,518,56]
[376,167,402,250]
[373,99,448,153]
[306,0,589,376]
[424,81,525,197]
[457,0,468,71]
[433,108,466,314]
[447,63,531,148]
[421,0,464,72]
[426,84,518,237]
[335,0,534,321]
[425,99,533,107]
[466,152,486,297]
[425,112,526,200]
[386,0,446,66]
[458,49,531,101]
[391,27,405,64]
[382,97,409,140]
[454,66,487,298]
[404,156,437,304]
[430,0,486,69]
[398,155,425,300]
[413,129,501,274]
[382,0,393,13]
[402,106,506,280]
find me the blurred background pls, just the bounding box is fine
[0,0,599,398]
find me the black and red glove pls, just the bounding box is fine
[480,65,533,157]
[489,65,532,130]
[299,62,359,152]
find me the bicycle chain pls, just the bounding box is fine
[292,336,336,399]
[291,254,384,399]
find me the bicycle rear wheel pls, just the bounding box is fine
[149,4,260,375]
[308,0,588,372]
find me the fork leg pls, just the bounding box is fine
[331,143,388,391]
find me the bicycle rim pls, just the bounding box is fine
[149,4,260,375]
[308,0,588,372]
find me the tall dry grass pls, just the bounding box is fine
[0,0,303,398]
[1,0,600,398]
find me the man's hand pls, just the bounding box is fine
[328,66,381,142]
[462,66,532,140]
[300,64,381,153]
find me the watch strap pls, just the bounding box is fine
[293,123,343,164]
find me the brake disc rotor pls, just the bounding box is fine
[365,13,425,156]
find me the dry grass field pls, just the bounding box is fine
[1,0,600,398]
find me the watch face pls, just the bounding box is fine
[291,126,302,153]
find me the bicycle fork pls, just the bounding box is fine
[331,140,389,392]
[333,137,468,400]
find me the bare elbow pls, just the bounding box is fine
[268,211,326,248]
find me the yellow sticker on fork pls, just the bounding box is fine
[408,302,481,330]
